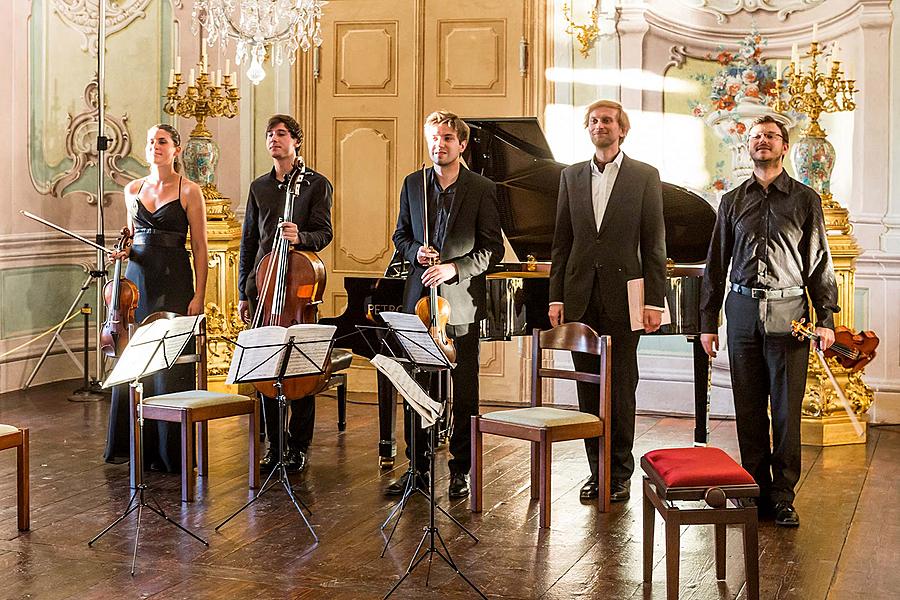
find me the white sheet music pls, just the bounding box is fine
[103,315,204,387]
[371,354,443,427]
[226,324,336,384]
[378,311,451,367]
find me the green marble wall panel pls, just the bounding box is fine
[0,265,99,338]
[29,0,174,199]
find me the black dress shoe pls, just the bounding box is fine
[448,472,470,499]
[609,479,630,503]
[580,478,599,501]
[260,448,277,471]
[284,448,308,473]
[385,471,429,496]
[774,501,800,527]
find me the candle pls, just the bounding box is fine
[812,23,818,42]
[791,43,800,66]
[776,60,783,78]
[189,68,195,87]
[831,42,840,64]
[168,69,175,86]
[225,59,230,76]
[175,56,181,73]
[216,69,222,87]
[202,42,208,73]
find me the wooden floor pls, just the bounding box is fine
[0,380,897,599]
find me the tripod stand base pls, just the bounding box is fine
[88,484,208,575]
[68,382,106,402]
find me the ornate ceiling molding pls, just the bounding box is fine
[52,0,153,56]
[31,76,134,206]
[675,0,825,24]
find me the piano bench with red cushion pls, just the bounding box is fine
[641,447,760,600]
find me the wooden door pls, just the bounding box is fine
[299,0,543,401]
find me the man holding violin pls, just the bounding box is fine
[238,114,334,473]
[389,110,504,499]
[700,115,839,527]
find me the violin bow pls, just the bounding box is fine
[794,320,864,437]
[813,348,864,437]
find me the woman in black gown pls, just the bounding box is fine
[103,123,208,472]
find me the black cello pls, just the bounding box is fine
[251,160,331,399]
[414,165,456,363]
[100,228,139,357]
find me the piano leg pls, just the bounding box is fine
[692,336,711,446]
[377,372,397,468]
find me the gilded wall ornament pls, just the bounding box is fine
[31,76,134,206]
[52,0,154,56]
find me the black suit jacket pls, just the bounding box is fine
[392,166,504,326]
[549,154,667,323]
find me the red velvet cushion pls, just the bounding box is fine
[643,447,755,488]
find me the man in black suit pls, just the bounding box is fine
[700,115,838,527]
[388,110,504,498]
[238,114,333,473]
[549,99,667,503]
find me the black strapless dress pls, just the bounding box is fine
[103,181,196,473]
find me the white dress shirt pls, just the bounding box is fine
[590,150,624,230]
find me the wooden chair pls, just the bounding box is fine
[131,312,260,503]
[641,446,760,600]
[471,323,612,527]
[0,424,29,531]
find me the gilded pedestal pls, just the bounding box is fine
[800,199,873,446]
[199,182,244,390]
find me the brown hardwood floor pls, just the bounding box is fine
[0,379,897,599]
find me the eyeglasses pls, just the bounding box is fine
[748,132,785,142]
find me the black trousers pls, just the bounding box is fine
[403,322,480,475]
[725,292,809,504]
[572,277,641,483]
[261,394,315,453]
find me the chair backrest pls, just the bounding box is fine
[530,323,611,409]
[140,311,208,389]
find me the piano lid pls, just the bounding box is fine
[463,117,716,265]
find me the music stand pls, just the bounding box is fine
[214,325,336,543]
[371,351,485,600]
[89,314,209,575]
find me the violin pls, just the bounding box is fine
[100,228,139,357]
[414,165,456,363]
[790,319,879,372]
[251,160,331,400]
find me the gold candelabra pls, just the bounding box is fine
[769,41,857,138]
[562,2,601,58]
[164,52,240,138]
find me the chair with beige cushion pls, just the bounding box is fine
[131,312,259,503]
[0,424,29,531]
[471,323,612,527]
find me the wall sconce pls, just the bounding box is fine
[563,1,616,58]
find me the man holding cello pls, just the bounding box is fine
[238,114,334,473]
[389,110,504,498]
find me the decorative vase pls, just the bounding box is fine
[791,134,835,199]
[183,135,220,186]
[705,97,795,183]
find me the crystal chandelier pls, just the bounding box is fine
[192,1,327,85]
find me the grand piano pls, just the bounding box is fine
[321,117,717,466]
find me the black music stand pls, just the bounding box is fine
[370,350,485,600]
[89,314,209,575]
[214,327,335,543]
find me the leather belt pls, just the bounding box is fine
[730,283,804,300]
[133,228,186,248]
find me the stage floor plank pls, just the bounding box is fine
[0,380,898,599]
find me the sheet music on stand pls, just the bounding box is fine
[378,311,453,368]
[225,324,336,384]
[371,354,443,427]
[102,315,204,387]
